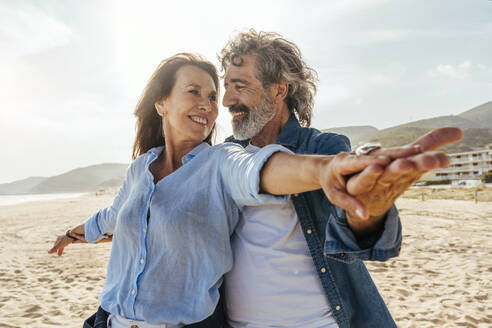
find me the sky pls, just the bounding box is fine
[0,0,491,184]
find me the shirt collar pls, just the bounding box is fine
[181,142,210,164]
[147,142,210,165]
[275,114,302,149]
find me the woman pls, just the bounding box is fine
[49,53,388,327]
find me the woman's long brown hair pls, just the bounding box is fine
[132,53,219,159]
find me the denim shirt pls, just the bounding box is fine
[84,142,289,325]
[226,115,401,328]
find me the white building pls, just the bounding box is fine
[429,144,492,185]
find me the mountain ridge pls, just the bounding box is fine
[323,101,492,152]
[0,163,128,195]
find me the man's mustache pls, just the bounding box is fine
[229,104,251,114]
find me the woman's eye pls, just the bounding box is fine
[209,94,217,102]
[189,89,199,95]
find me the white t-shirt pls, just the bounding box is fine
[224,144,338,328]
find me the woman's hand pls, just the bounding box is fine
[48,224,87,256]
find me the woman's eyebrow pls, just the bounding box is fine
[186,83,202,88]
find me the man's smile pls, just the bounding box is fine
[231,112,246,120]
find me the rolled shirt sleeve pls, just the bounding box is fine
[323,204,402,263]
[218,143,292,207]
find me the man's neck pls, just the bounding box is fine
[250,106,290,147]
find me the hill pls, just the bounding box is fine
[458,101,492,127]
[379,115,479,131]
[0,163,128,195]
[0,177,47,195]
[333,101,492,153]
[322,126,378,142]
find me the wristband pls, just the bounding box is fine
[65,230,78,241]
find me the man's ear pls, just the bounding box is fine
[155,99,167,117]
[272,83,289,104]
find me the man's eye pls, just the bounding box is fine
[209,94,217,102]
[235,85,245,90]
[189,89,199,95]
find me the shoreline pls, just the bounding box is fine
[0,191,116,207]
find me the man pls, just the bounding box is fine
[218,30,461,328]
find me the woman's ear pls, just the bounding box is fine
[155,99,167,117]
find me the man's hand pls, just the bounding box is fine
[344,127,463,236]
[317,152,391,219]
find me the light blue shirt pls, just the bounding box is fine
[84,142,289,325]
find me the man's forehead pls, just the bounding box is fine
[224,55,260,82]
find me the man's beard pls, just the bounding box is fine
[229,94,275,140]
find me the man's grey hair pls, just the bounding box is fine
[219,29,318,127]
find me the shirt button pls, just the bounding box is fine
[306,229,312,234]
[140,259,145,264]
[340,253,346,258]
[143,228,147,233]
[131,289,136,295]
[335,305,341,311]
[320,267,326,273]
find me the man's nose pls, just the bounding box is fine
[222,88,237,108]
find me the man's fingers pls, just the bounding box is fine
[410,127,463,151]
[372,145,422,160]
[324,187,368,220]
[337,153,390,176]
[346,164,384,195]
[408,151,450,171]
[377,158,416,185]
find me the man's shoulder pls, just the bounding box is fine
[224,136,249,148]
[297,126,351,155]
[224,129,350,155]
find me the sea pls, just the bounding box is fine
[0,193,87,206]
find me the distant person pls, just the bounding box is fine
[48,53,400,328]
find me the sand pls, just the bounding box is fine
[0,194,491,327]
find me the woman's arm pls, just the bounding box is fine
[48,223,113,256]
[48,162,136,256]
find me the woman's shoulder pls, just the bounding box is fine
[127,146,163,173]
[186,143,246,168]
[210,142,245,153]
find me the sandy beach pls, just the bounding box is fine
[0,194,491,327]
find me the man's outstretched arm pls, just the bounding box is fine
[341,127,463,239]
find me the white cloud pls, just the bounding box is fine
[428,61,473,79]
